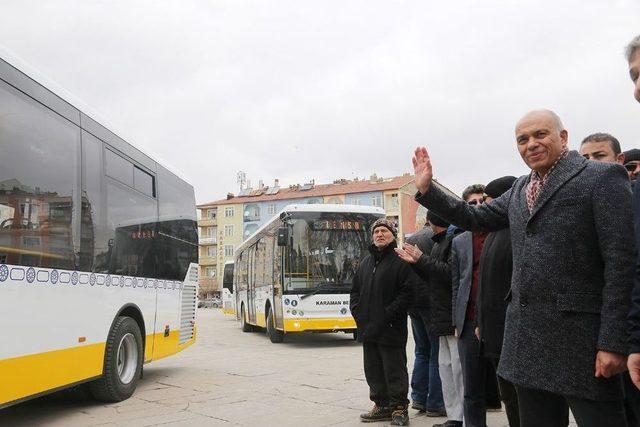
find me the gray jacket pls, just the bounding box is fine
[451,232,473,335]
[416,151,635,401]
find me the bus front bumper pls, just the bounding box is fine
[283,318,356,332]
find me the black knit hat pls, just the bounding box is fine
[371,218,397,237]
[624,149,640,163]
[426,211,450,228]
[485,176,517,199]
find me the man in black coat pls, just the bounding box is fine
[411,109,634,427]
[350,218,416,426]
[403,225,447,416]
[475,176,520,427]
[397,211,464,427]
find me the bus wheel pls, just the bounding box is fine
[240,306,253,332]
[90,316,143,402]
[266,308,284,343]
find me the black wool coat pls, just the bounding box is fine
[349,241,416,347]
[417,151,635,401]
[630,181,640,354]
[417,230,456,336]
[405,227,435,314]
[476,227,513,358]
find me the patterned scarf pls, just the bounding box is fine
[525,148,568,213]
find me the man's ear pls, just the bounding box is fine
[617,153,625,165]
[560,129,569,146]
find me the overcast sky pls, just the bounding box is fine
[1,1,639,203]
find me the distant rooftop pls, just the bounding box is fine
[197,174,415,208]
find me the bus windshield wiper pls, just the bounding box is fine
[300,282,345,299]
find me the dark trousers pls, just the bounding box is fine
[624,371,640,427]
[516,384,628,427]
[363,341,409,409]
[490,358,520,427]
[409,312,444,411]
[485,358,501,408]
[458,322,486,427]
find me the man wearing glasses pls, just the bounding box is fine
[449,184,496,427]
[623,149,640,182]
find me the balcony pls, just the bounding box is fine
[198,218,217,227]
[199,237,217,245]
[200,256,217,266]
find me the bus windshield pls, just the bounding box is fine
[283,211,380,294]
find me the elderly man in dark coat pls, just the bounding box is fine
[350,218,417,426]
[411,109,634,427]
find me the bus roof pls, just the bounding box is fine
[236,203,385,255]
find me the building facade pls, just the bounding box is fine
[196,174,423,297]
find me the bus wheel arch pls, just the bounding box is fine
[240,303,253,332]
[114,304,147,353]
[266,304,284,343]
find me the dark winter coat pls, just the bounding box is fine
[350,241,416,347]
[416,151,635,401]
[630,181,640,354]
[406,227,435,314]
[476,227,513,358]
[420,230,456,336]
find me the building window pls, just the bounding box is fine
[205,267,216,277]
[352,198,361,205]
[224,245,234,257]
[388,193,399,209]
[224,225,234,237]
[372,195,382,207]
[267,203,276,215]
[225,207,234,217]
[207,246,217,257]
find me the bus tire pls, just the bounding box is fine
[240,305,253,332]
[90,316,143,402]
[266,308,284,343]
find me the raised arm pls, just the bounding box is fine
[412,147,511,232]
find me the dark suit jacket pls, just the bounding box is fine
[451,231,473,335]
[406,227,435,313]
[416,151,635,401]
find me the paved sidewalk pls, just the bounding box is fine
[1,309,511,426]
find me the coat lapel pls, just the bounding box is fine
[528,151,587,223]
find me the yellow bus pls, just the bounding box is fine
[234,204,384,342]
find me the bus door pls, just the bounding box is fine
[247,244,257,325]
[272,241,284,329]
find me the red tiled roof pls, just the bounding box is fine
[197,174,415,207]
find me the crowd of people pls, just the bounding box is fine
[349,34,640,427]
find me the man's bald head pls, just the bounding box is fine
[515,109,569,176]
[516,109,565,133]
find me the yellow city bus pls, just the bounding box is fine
[0,56,199,408]
[234,204,384,342]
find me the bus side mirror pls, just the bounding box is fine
[277,227,289,246]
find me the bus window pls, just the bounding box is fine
[283,213,373,294]
[0,78,80,270]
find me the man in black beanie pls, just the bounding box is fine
[476,176,520,427]
[624,148,640,181]
[351,218,417,426]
